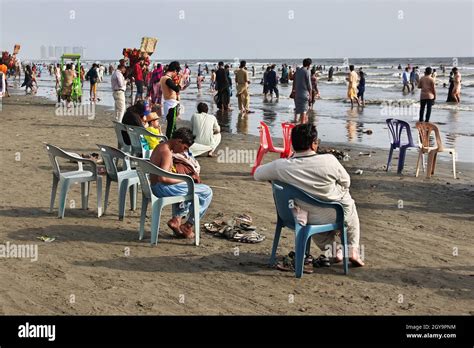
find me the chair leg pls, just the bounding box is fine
[139,196,149,240]
[251,146,266,175]
[386,147,394,172]
[426,151,436,178]
[340,227,349,275]
[415,151,423,177]
[49,175,59,213]
[58,180,71,219]
[269,221,283,266]
[103,177,112,214]
[305,238,311,255]
[130,184,137,211]
[397,146,408,174]
[193,195,200,246]
[80,182,90,210]
[150,200,163,246]
[294,229,307,279]
[96,176,103,217]
[430,152,438,176]
[118,179,128,221]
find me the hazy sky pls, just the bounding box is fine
[1,0,473,60]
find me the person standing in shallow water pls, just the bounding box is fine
[346,65,360,108]
[293,58,313,124]
[418,67,436,122]
[357,70,365,106]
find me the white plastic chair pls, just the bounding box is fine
[133,157,200,246]
[45,144,103,218]
[127,125,167,158]
[97,144,139,220]
[112,121,131,154]
[415,122,456,179]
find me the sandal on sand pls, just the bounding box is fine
[233,231,265,243]
[276,256,313,274]
[234,214,252,225]
[313,255,331,268]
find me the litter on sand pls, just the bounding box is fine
[37,236,56,242]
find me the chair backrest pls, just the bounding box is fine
[127,125,146,157]
[272,180,344,230]
[281,122,295,156]
[97,144,131,181]
[45,143,95,177]
[416,122,443,151]
[386,118,416,148]
[259,121,271,150]
[112,121,129,152]
[133,157,195,200]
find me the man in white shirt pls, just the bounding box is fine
[111,64,127,122]
[254,123,364,266]
[189,102,221,157]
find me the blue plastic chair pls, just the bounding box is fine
[45,144,103,218]
[270,181,349,278]
[133,157,200,246]
[97,144,139,220]
[127,125,167,158]
[112,121,132,154]
[385,118,419,174]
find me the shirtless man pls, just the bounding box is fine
[149,127,213,239]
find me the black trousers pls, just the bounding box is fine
[419,99,434,122]
[165,105,178,139]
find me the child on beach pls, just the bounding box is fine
[143,112,163,150]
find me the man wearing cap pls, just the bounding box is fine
[111,64,127,122]
[160,61,182,138]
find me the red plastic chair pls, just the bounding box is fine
[251,121,295,175]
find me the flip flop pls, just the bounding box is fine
[275,256,313,274]
[349,258,365,267]
[234,214,252,225]
[313,255,331,268]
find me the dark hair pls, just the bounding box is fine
[66,63,72,70]
[349,65,354,71]
[218,61,224,67]
[240,60,246,68]
[197,102,208,113]
[118,64,125,70]
[302,58,312,67]
[291,124,318,152]
[168,61,181,72]
[133,100,146,114]
[405,67,409,71]
[452,67,458,73]
[425,67,432,75]
[359,71,365,78]
[172,127,195,146]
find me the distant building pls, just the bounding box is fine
[48,46,54,59]
[72,46,84,57]
[63,46,71,55]
[54,46,62,59]
[40,45,47,59]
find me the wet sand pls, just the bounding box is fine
[0,95,472,315]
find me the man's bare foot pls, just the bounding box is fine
[179,222,195,239]
[333,249,343,263]
[207,151,217,158]
[349,248,365,267]
[167,216,183,237]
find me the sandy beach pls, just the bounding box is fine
[0,94,473,315]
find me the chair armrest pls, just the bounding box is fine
[64,151,97,172]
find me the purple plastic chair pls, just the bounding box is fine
[386,118,418,174]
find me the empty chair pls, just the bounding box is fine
[112,121,131,154]
[270,181,349,278]
[133,157,200,246]
[415,122,456,179]
[251,121,295,175]
[97,144,139,220]
[385,118,419,174]
[127,125,167,158]
[45,144,103,218]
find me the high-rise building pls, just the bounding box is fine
[48,46,54,59]
[72,46,84,57]
[63,46,71,55]
[40,45,47,59]
[54,46,62,59]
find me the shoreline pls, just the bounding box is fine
[0,94,472,315]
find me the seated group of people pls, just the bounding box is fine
[119,101,364,267]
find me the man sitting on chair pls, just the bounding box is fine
[150,127,213,239]
[254,124,364,266]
